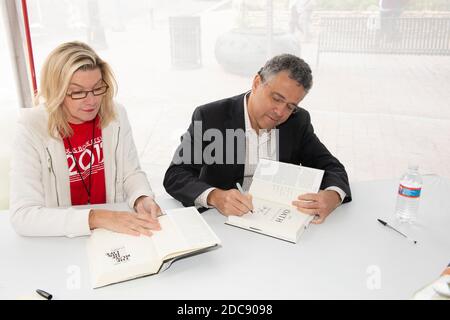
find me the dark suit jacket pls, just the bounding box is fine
[164,93,352,208]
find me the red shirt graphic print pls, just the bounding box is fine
[63,117,106,205]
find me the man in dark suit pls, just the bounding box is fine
[164,54,351,223]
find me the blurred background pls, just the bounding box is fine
[1,0,449,202]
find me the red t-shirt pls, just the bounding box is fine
[63,117,106,205]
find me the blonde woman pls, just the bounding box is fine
[10,41,161,237]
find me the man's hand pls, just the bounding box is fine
[291,190,341,224]
[207,189,253,217]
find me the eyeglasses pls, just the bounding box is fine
[269,92,300,114]
[258,72,300,114]
[66,83,109,100]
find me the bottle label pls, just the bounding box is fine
[398,184,421,198]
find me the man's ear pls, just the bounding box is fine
[252,74,262,92]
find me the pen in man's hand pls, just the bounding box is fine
[236,182,254,214]
[377,218,417,244]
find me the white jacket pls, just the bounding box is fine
[9,103,154,237]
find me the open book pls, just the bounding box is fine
[87,207,221,288]
[226,159,324,243]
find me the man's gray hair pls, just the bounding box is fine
[258,54,313,92]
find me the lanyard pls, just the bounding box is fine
[65,117,96,204]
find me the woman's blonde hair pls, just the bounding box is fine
[36,41,117,138]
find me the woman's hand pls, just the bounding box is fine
[89,197,162,236]
[134,196,162,220]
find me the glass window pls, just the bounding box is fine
[19,0,450,194]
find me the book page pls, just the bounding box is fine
[85,206,221,288]
[150,215,189,260]
[250,159,324,206]
[228,197,313,242]
[87,229,161,288]
[152,207,221,261]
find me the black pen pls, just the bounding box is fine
[36,289,53,300]
[377,219,417,244]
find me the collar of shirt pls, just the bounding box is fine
[242,91,278,191]
[243,91,271,146]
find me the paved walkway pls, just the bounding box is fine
[1,4,449,198]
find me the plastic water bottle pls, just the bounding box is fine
[394,165,423,223]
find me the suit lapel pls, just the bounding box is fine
[276,119,293,163]
[226,93,246,131]
[226,93,246,185]
[226,93,294,180]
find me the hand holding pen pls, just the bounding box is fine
[236,183,254,214]
[207,184,254,216]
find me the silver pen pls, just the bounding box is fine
[236,182,254,214]
[377,219,417,244]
